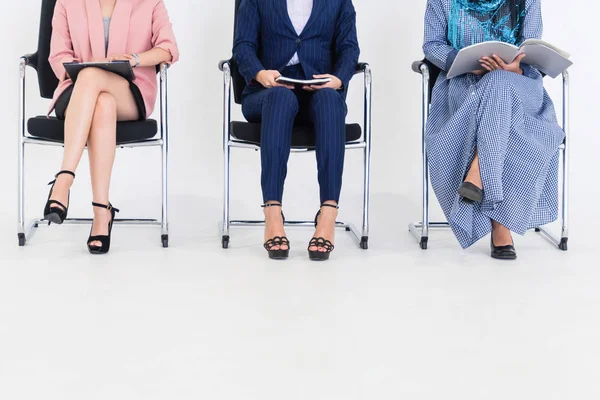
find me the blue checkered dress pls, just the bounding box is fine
[423,0,566,248]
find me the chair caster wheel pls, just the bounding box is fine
[360,236,368,250]
[535,228,541,232]
[161,234,169,248]
[18,233,26,247]
[34,223,39,228]
[420,237,428,250]
[222,235,230,249]
[559,238,568,251]
[345,226,351,232]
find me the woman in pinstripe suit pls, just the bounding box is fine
[234,0,360,261]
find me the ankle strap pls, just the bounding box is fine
[321,203,339,210]
[48,170,76,185]
[56,170,75,179]
[262,203,282,208]
[92,202,120,213]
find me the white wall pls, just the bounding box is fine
[0,0,597,246]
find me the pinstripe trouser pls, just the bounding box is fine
[241,65,348,204]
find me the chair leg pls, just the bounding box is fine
[559,71,570,251]
[221,64,232,250]
[222,144,231,249]
[359,146,370,250]
[161,139,169,248]
[18,140,26,247]
[419,66,430,250]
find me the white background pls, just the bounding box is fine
[0,0,597,233]
[1,1,599,399]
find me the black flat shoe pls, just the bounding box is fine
[491,236,517,260]
[262,203,290,260]
[43,170,75,225]
[458,181,483,204]
[87,202,119,255]
[308,203,338,261]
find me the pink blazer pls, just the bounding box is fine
[49,0,180,117]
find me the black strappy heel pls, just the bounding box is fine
[308,203,339,261]
[43,170,75,225]
[87,202,120,255]
[262,203,290,260]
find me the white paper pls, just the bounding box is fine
[276,76,332,85]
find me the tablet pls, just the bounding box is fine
[63,61,135,83]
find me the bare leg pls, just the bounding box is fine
[465,149,483,190]
[310,200,338,252]
[264,201,289,251]
[87,91,139,247]
[492,220,513,246]
[48,68,139,213]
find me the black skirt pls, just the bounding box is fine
[54,80,146,121]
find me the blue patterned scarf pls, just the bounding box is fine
[448,0,526,50]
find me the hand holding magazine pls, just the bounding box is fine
[447,39,573,79]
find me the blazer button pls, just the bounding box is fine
[296,39,301,44]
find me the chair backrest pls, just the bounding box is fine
[424,59,441,103]
[230,0,250,105]
[27,0,60,99]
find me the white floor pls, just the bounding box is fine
[1,196,599,400]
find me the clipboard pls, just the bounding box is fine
[63,61,135,82]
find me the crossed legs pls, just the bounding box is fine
[49,68,139,247]
[464,150,513,246]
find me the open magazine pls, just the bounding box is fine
[447,39,573,79]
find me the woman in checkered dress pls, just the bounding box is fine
[423,0,565,259]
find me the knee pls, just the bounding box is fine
[74,68,106,90]
[312,88,345,113]
[93,93,117,122]
[481,70,513,90]
[266,87,299,113]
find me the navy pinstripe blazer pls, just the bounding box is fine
[233,0,360,96]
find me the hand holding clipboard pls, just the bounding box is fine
[63,60,135,83]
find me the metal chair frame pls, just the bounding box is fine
[218,60,373,250]
[408,60,570,251]
[17,59,171,248]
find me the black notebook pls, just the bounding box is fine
[63,61,135,82]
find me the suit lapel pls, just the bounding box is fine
[274,0,297,36]
[85,0,105,60]
[301,0,325,36]
[107,0,132,56]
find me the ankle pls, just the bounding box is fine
[55,175,74,189]
[93,205,111,217]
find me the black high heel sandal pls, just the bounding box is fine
[308,203,339,261]
[87,202,120,255]
[262,203,290,260]
[43,170,76,225]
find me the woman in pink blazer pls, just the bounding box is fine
[44,0,179,254]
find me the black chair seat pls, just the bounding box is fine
[27,116,158,145]
[230,121,362,147]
